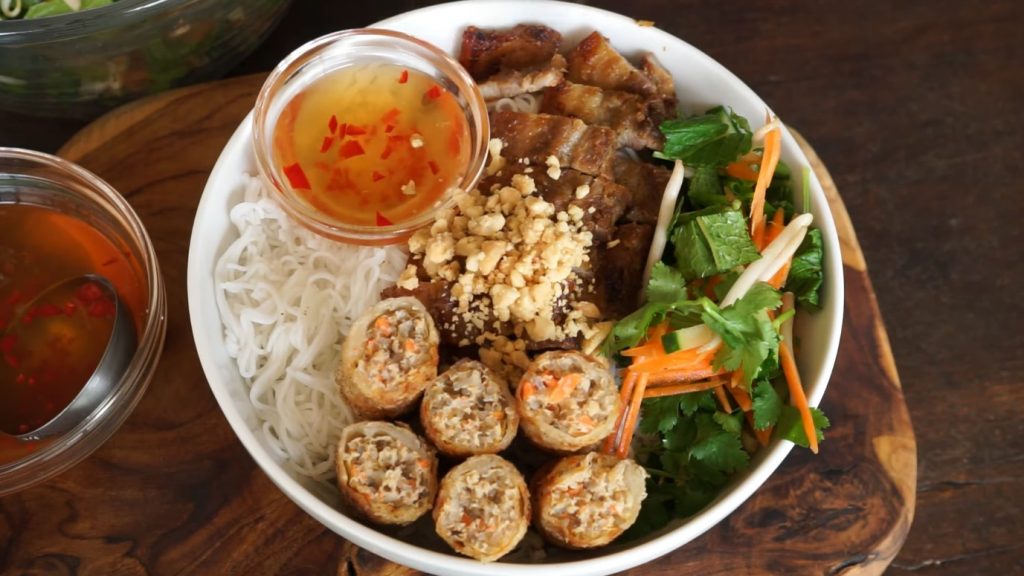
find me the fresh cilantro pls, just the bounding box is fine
[655,106,753,167]
[679,389,716,416]
[785,228,824,310]
[690,413,749,472]
[645,262,688,304]
[672,208,760,280]
[752,381,783,430]
[638,396,684,435]
[713,410,744,435]
[776,405,831,447]
[700,283,782,386]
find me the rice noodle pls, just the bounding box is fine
[486,92,541,113]
[215,175,407,482]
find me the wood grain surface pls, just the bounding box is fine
[0,71,915,575]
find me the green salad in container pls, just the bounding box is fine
[0,0,117,20]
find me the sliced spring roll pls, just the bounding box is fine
[434,454,531,562]
[534,452,647,549]
[337,296,440,419]
[421,359,519,457]
[335,421,438,526]
[516,351,620,452]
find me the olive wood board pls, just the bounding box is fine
[0,74,916,576]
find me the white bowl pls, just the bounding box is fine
[187,2,844,575]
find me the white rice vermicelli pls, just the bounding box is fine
[214,175,408,482]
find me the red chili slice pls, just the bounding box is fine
[376,211,393,226]
[283,163,312,189]
[328,115,339,134]
[381,108,401,124]
[320,136,334,153]
[427,160,439,175]
[398,70,409,84]
[339,140,365,159]
[338,123,348,138]
[372,171,386,182]
[380,144,393,160]
[425,85,443,100]
[346,125,367,136]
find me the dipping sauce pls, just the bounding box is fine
[272,63,472,227]
[0,203,146,435]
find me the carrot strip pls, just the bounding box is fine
[767,259,793,289]
[645,366,723,386]
[628,348,715,373]
[603,370,639,454]
[749,125,782,245]
[780,341,818,453]
[644,379,726,399]
[759,207,785,250]
[725,161,759,181]
[713,385,733,412]
[743,411,772,446]
[616,373,649,458]
[728,380,753,412]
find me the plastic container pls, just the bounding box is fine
[252,28,489,245]
[0,0,292,119]
[0,148,166,496]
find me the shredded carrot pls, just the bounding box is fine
[644,379,726,399]
[603,370,638,454]
[767,259,793,289]
[373,315,391,335]
[547,373,582,404]
[758,207,786,251]
[780,341,818,453]
[519,381,536,401]
[616,373,649,458]
[727,379,754,412]
[749,125,782,246]
[645,366,722,386]
[713,385,733,412]
[703,274,724,299]
[743,411,772,446]
[725,160,759,181]
[628,347,714,373]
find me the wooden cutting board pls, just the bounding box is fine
[0,74,915,576]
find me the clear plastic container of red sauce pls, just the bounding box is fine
[254,29,489,245]
[0,148,166,495]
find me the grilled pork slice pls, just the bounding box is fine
[336,421,438,526]
[534,452,647,549]
[612,155,672,225]
[480,164,630,243]
[434,454,531,562]
[336,297,440,419]
[459,24,562,80]
[421,360,519,457]
[479,54,566,101]
[640,53,677,102]
[566,31,657,97]
[588,223,655,318]
[516,351,620,452]
[383,279,509,349]
[541,80,665,150]
[490,110,617,177]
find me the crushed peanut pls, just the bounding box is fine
[545,155,562,180]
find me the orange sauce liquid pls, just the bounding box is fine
[0,203,147,436]
[273,63,471,227]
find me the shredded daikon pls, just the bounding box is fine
[640,159,685,297]
[214,175,407,483]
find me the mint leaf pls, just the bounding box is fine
[776,406,830,447]
[752,381,782,430]
[656,106,753,167]
[785,228,824,310]
[646,262,688,304]
[673,208,760,280]
[687,165,730,209]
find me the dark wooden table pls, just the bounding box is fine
[1,1,1021,574]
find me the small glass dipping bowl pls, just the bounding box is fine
[0,148,167,496]
[252,28,489,245]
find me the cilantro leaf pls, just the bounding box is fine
[713,410,744,435]
[785,228,824,310]
[752,381,783,430]
[656,106,753,167]
[646,262,688,303]
[673,208,760,280]
[639,396,682,435]
[700,283,782,385]
[776,405,830,447]
[679,389,716,416]
[690,413,749,473]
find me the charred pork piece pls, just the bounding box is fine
[481,164,629,243]
[479,54,566,101]
[490,110,616,177]
[612,155,672,225]
[566,32,657,97]
[384,279,502,348]
[459,24,562,80]
[540,81,664,150]
[589,223,655,318]
[640,53,677,102]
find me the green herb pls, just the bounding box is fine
[785,228,824,309]
[752,381,782,430]
[802,166,812,214]
[776,405,831,447]
[699,283,782,386]
[655,106,752,167]
[672,208,760,280]
[687,165,731,210]
[645,262,689,304]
